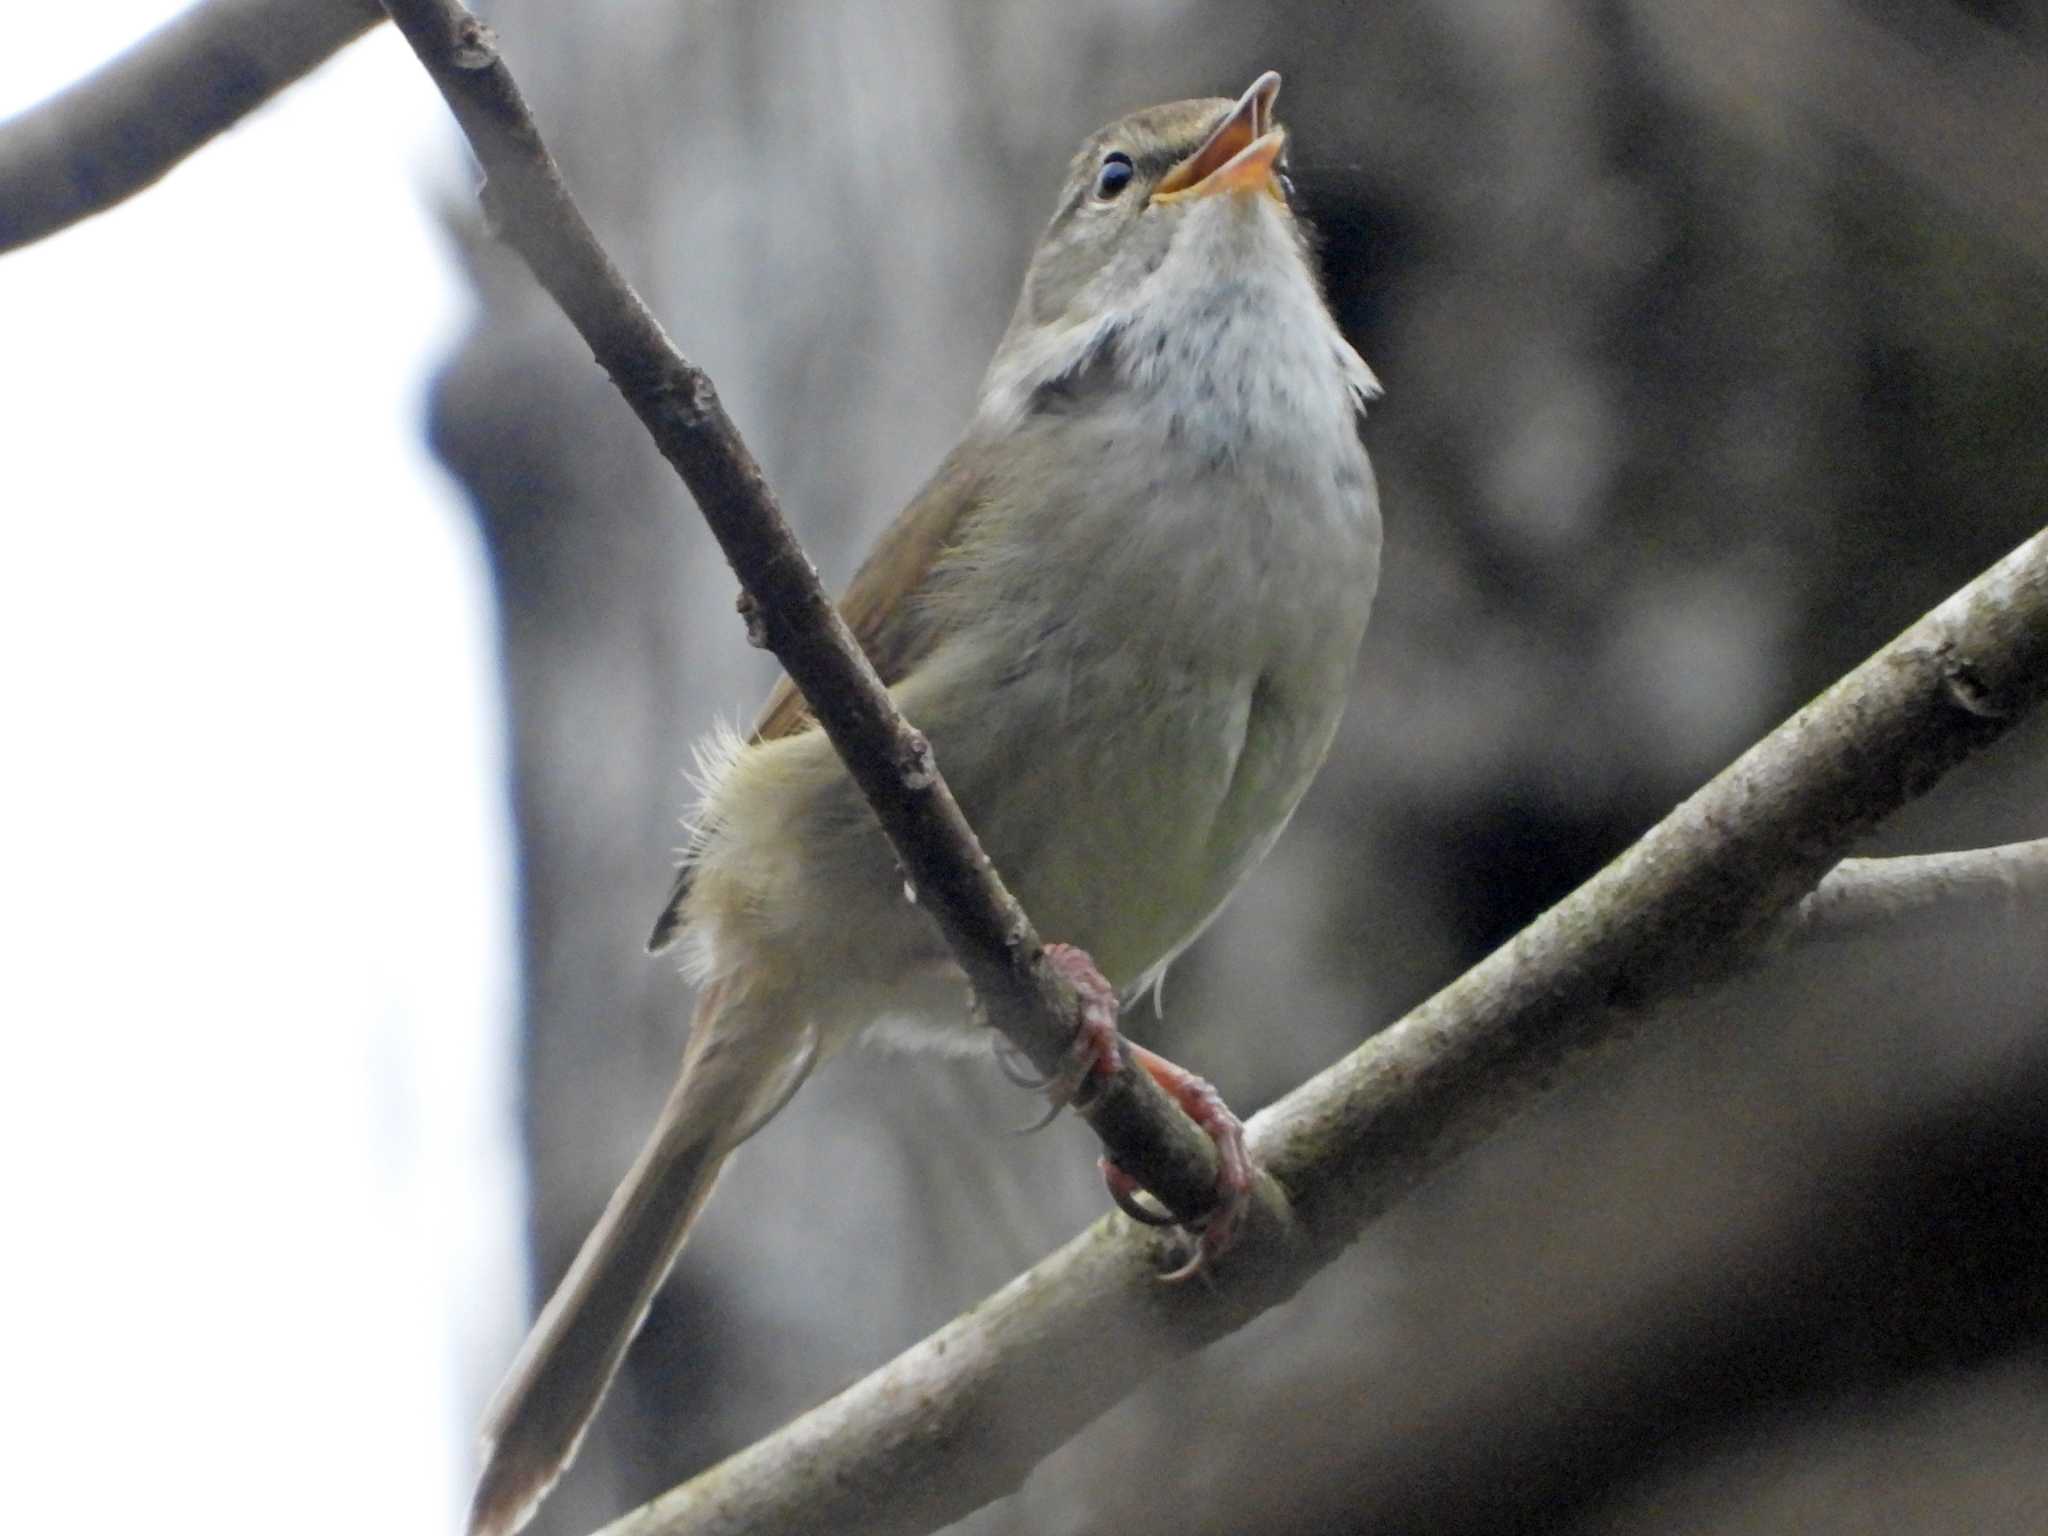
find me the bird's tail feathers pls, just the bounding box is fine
[466,981,811,1536]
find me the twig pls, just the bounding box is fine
[376,0,1250,1233]
[0,0,384,254]
[1782,838,2048,944]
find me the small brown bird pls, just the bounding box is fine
[470,70,1381,1536]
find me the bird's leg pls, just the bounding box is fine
[1037,943,1253,1280]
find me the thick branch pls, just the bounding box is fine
[1260,552,2048,1239]
[597,532,2048,1536]
[377,0,1246,1232]
[0,0,384,254]
[1782,838,2048,944]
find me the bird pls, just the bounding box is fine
[469,69,1382,1536]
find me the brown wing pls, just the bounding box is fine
[647,444,986,951]
[748,443,983,743]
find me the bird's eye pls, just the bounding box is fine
[1094,151,1134,200]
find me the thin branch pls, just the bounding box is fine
[376,0,1251,1233]
[1782,838,2048,945]
[597,536,2047,1536]
[0,0,384,255]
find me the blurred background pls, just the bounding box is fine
[5,1,2046,1533]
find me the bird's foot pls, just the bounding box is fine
[993,941,1125,1129]
[1101,1043,1253,1282]
[994,942,1253,1275]
[1041,942,1125,1107]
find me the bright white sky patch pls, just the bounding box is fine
[0,11,517,1532]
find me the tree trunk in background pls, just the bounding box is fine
[429,2,2048,1531]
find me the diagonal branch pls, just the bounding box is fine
[376,0,1249,1234]
[0,0,384,255]
[591,532,2047,1536]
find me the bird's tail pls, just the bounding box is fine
[466,981,816,1536]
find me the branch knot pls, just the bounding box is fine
[1937,646,2012,719]
[669,366,717,426]
[898,730,937,792]
[736,590,769,649]
[451,17,497,69]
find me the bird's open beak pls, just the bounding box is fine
[1152,70,1285,204]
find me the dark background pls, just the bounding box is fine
[432,2,2048,1531]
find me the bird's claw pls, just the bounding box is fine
[993,1036,1053,1092]
[1100,1159,1178,1226]
[1102,1048,1254,1282]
